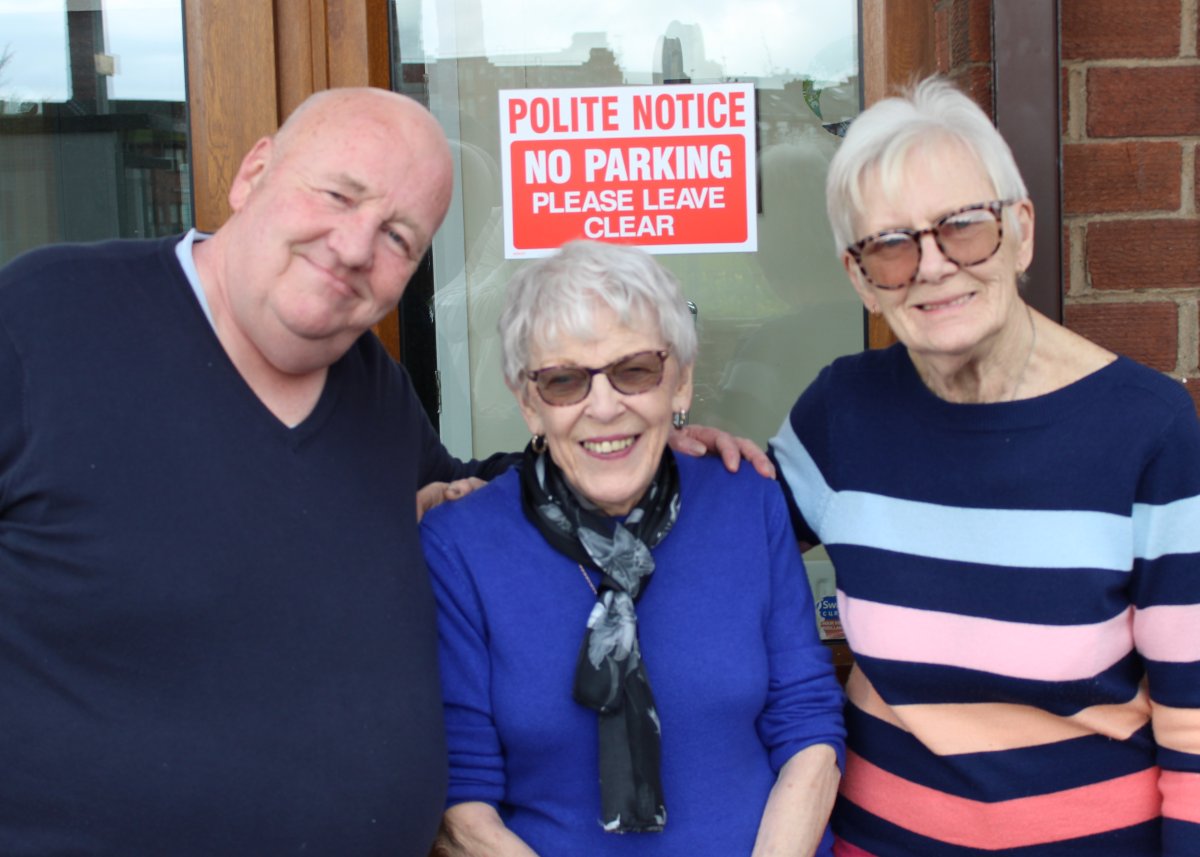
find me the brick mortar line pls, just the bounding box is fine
[1066,66,1087,142]
[1184,0,1199,56]
[1067,220,1087,296]
[1062,58,1200,69]
[1066,292,1200,304]
[1062,210,1198,222]
[1180,297,1200,374]
[1069,136,1197,145]
[1184,141,1197,216]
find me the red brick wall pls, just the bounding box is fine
[1061,0,1200,410]
[934,0,1200,412]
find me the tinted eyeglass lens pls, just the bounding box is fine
[859,206,1003,288]
[608,352,666,394]
[860,234,921,289]
[537,368,591,404]
[936,208,1002,265]
[531,350,667,405]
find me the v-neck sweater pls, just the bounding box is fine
[0,236,506,855]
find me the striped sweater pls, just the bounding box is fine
[770,344,1200,856]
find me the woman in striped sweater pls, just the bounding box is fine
[770,76,1200,855]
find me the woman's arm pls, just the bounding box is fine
[435,802,541,857]
[751,744,841,857]
[1129,402,1200,851]
[751,481,846,856]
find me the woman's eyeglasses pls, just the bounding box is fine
[524,349,669,406]
[846,199,1015,290]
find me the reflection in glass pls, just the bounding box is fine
[391,0,861,457]
[0,1,190,267]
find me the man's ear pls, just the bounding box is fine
[227,136,274,213]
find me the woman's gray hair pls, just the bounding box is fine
[498,240,698,388]
[825,76,1029,253]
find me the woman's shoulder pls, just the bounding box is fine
[419,466,523,537]
[676,453,788,513]
[1033,319,1189,412]
[1104,356,1194,411]
[1045,347,1195,423]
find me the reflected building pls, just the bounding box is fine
[659,36,689,84]
[0,2,190,266]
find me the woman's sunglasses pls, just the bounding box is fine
[524,349,669,406]
[846,199,1015,290]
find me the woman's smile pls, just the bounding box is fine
[581,436,637,456]
[913,292,976,313]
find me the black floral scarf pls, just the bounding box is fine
[518,440,680,832]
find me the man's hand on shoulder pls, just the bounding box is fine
[668,424,776,479]
[416,477,487,522]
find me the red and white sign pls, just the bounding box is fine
[499,83,757,258]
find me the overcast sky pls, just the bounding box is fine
[1,1,186,103]
[416,0,855,84]
[1,0,854,104]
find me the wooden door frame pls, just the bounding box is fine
[184,0,401,355]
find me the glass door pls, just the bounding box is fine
[391,0,862,460]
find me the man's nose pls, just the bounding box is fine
[329,210,377,269]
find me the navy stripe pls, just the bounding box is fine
[1145,660,1200,707]
[846,704,1156,802]
[835,545,1130,624]
[1164,818,1200,848]
[1132,553,1200,605]
[855,651,1145,713]
[1158,745,1200,773]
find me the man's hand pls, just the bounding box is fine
[668,424,776,479]
[416,477,487,522]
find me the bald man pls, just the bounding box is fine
[0,87,515,856]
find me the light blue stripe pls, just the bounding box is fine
[1133,495,1200,560]
[824,492,1131,570]
[770,417,835,534]
[771,418,1136,571]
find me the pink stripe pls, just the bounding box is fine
[1162,770,1200,824]
[839,593,1133,681]
[840,751,1161,849]
[833,839,878,857]
[1134,604,1200,662]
